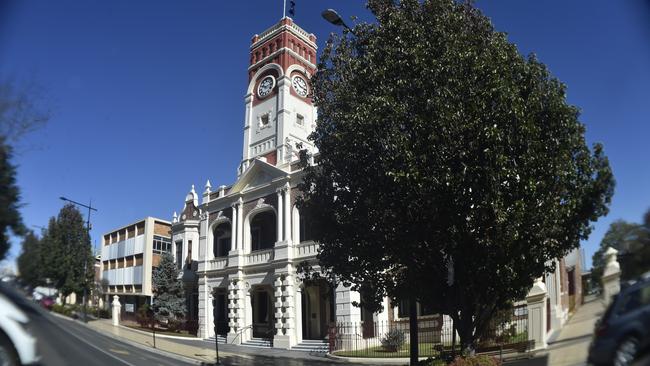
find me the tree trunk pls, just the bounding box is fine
[456,314,475,356]
[409,296,419,365]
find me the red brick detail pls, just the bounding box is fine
[264,150,277,165]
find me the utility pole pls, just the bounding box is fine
[60,196,98,323]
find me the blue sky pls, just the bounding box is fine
[1,0,649,271]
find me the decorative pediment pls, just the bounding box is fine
[229,158,288,195]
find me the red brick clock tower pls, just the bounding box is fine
[239,17,318,175]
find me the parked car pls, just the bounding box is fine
[588,274,650,366]
[39,296,55,310]
[0,293,40,365]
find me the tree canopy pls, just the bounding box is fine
[299,0,614,354]
[592,210,650,283]
[17,230,41,287]
[152,252,186,320]
[0,137,25,260]
[35,204,94,300]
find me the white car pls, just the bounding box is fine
[0,293,39,365]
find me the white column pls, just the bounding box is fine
[283,183,291,244]
[295,286,303,343]
[236,197,244,252]
[276,188,284,243]
[602,247,621,305]
[526,277,548,351]
[111,295,121,326]
[230,203,238,251]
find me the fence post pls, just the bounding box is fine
[602,247,621,306]
[525,277,547,351]
[111,295,121,326]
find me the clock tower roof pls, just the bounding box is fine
[247,17,317,82]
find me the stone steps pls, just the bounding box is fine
[292,339,328,352]
[241,337,272,348]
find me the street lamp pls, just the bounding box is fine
[59,196,98,323]
[321,9,353,32]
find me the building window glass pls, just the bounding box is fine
[296,114,304,126]
[153,235,172,254]
[250,211,276,251]
[175,241,183,270]
[261,114,270,126]
[213,223,232,257]
[299,212,313,242]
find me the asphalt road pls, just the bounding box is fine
[1,284,358,366]
[2,285,195,366]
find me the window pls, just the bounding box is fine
[153,235,172,254]
[260,114,270,126]
[250,211,276,251]
[617,285,650,316]
[299,212,313,242]
[213,223,232,257]
[397,299,436,318]
[175,241,183,270]
[296,114,304,126]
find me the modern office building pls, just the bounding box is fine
[100,217,172,319]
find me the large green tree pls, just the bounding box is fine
[0,79,49,261]
[152,252,186,320]
[299,0,614,357]
[0,137,25,260]
[17,230,42,287]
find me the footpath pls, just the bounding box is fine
[86,319,339,364]
[527,295,604,366]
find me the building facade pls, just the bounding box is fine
[100,217,172,319]
[171,17,380,349]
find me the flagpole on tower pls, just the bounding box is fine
[283,0,287,18]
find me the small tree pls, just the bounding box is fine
[591,220,643,285]
[152,252,186,321]
[17,230,42,288]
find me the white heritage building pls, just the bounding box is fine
[170,17,581,352]
[170,17,386,350]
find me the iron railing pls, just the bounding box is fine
[328,305,528,359]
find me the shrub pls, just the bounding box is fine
[448,355,502,366]
[380,328,406,352]
[137,304,152,327]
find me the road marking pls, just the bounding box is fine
[110,348,131,355]
[54,322,137,366]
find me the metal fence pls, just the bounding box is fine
[328,305,528,359]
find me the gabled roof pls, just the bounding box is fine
[228,158,288,195]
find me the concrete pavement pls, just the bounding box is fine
[508,295,604,366]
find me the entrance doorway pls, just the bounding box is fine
[301,280,335,340]
[251,287,274,338]
[212,288,228,336]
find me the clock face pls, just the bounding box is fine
[257,76,275,98]
[292,75,308,97]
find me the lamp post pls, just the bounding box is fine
[321,9,353,32]
[59,196,98,323]
[211,289,222,366]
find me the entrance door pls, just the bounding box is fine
[213,290,228,336]
[301,281,335,340]
[252,288,273,338]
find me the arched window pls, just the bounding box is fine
[213,223,231,257]
[299,211,313,242]
[250,211,276,251]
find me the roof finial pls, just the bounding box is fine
[205,179,212,193]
